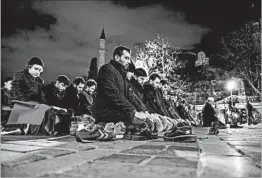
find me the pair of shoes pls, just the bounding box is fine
[75,124,116,142]
[163,126,196,142]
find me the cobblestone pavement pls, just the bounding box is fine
[1,126,261,177]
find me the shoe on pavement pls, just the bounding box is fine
[124,124,153,141]
[163,126,196,142]
[230,124,243,128]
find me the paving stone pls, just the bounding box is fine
[36,148,76,158]
[133,145,166,150]
[147,156,198,168]
[1,149,118,177]
[149,141,199,148]
[6,140,65,147]
[1,144,44,153]
[200,143,241,156]
[234,145,261,153]
[1,135,49,142]
[47,135,75,142]
[94,140,147,151]
[167,145,199,152]
[1,151,26,162]
[97,154,150,164]
[122,147,165,155]
[227,141,261,147]
[201,155,261,177]
[2,154,47,167]
[220,137,247,141]
[60,160,197,177]
[54,143,96,152]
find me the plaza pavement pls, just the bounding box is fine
[1,126,261,177]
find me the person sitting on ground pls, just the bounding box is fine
[1,77,15,130]
[143,74,189,129]
[10,57,60,135]
[82,79,97,117]
[43,75,72,135]
[143,74,170,117]
[44,75,70,108]
[94,45,153,141]
[64,77,89,116]
[126,68,167,133]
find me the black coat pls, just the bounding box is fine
[64,85,89,116]
[143,83,170,116]
[1,88,12,107]
[11,69,46,103]
[95,60,136,124]
[127,78,148,112]
[43,83,66,108]
[202,102,218,126]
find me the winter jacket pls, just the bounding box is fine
[127,78,148,112]
[202,102,218,126]
[82,91,95,116]
[64,85,89,116]
[143,83,170,117]
[95,60,136,124]
[1,88,12,107]
[43,82,67,108]
[10,69,46,103]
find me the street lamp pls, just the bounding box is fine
[226,80,236,97]
[226,80,237,110]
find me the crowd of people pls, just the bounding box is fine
[2,45,255,142]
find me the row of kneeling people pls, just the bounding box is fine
[1,46,199,142]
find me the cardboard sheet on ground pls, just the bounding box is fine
[7,101,51,125]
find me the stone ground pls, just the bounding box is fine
[1,126,261,177]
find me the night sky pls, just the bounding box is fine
[1,0,260,82]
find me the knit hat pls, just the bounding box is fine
[27,57,44,67]
[57,75,70,85]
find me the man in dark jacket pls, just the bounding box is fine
[82,79,97,116]
[128,68,148,112]
[11,57,46,103]
[143,74,170,117]
[96,46,152,126]
[202,97,218,127]
[95,46,139,124]
[1,77,14,130]
[44,75,70,108]
[44,75,71,135]
[64,77,88,116]
[10,57,48,134]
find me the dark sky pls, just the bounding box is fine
[1,0,260,81]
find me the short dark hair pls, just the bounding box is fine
[160,79,168,86]
[134,68,147,77]
[149,73,161,81]
[113,46,131,60]
[56,75,70,85]
[86,79,97,87]
[73,77,85,85]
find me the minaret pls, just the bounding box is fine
[98,28,106,70]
